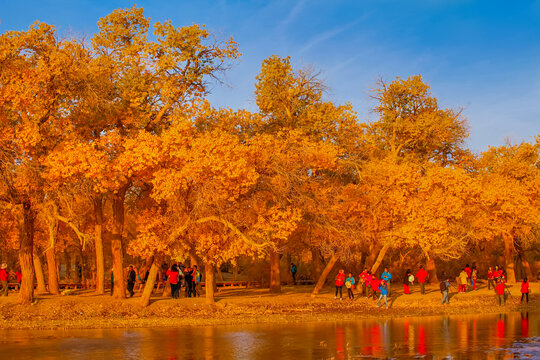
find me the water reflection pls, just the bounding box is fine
[0,311,538,359]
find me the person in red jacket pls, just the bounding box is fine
[335,269,346,300]
[0,263,9,296]
[495,279,506,306]
[487,267,495,290]
[416,266,429,295]
[521,277,529,303]
[370,276,380,300]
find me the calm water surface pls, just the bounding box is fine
[1,312,538,359]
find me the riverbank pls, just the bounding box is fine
[0,282,537,330]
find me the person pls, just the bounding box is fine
[166,264,180,299]
[0,263,9,296]
[494,265,502,282]
[495,279,506,306]
[471,266,478,290]
[440,277,451,305]
[334,269,346,300]
[487,267,495,290]
[403,269,413,294]
[416,266,429,295]
[127,265,136,297]
[110,269,114,296]
[291,263,297,285]
[464,264,471,280]
[184,266,193,297]
[381,267,392,296]
[359,268,368,297]
[520,277,529,304]
[15,267,22,291]
[458,269,468,293]
[365,271,373,298]
[370,276,380,300]
[377,280,389,309]
[192,265,201,297]
[345,272,355,300]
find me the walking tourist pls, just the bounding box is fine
[403,269,413,294]
[192,265,201,297]
[458,269,468,293]
[345,272,355,300]
[440,277,451,305]
[487,267,495,290]
[471,266,478,290]
[0,263,8,296]
[416,265,428,295]
[127,265,136,297]
[359,268,368,296]
[371,275,380,300]
[377,280,389,309]
[381,267,392,296]
[365,271,373,298]
[495,279,506,306]
[166,264,180,299]
[291,263,297,285]
[184,266,193,297]
[335,269,346,300]
[521,277,529,304]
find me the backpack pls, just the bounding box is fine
[440,280,447,292]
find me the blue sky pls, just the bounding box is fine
[2,0,539,152]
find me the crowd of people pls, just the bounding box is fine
[333,264,531,308]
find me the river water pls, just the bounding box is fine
[1,312,538,359]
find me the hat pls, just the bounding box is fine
[1,263,7,269]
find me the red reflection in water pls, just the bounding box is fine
[521,313,529,338]
[418,325,426,355]
[335,326,345,360]
[370,324,382,357]
[496,317,505,347]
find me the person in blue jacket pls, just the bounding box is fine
[377,280,389,309]
[381,267,392,296]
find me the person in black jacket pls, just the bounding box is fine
[127,265,136,298]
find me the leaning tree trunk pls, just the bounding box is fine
[45,219,59,295]
[311,252,340,296]
[140,256,160,307]
[19,200,35,305]
[33,249,47,294]
[269,249,281,294]
[111,187,127,299]
[365,242,382,269]
[370,244,390,275]
[426,257,439,283]
[503,234,516,283]
[93,195,105,294]
[205,261,216,304]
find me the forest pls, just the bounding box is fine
[0,6,538,306]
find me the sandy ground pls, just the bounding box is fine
[0,281,537,329]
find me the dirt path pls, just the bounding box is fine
[0,282,537,329]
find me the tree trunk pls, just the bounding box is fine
[426,257,439,283]
[189,249,199,267]
[205,261,216,304]
[515,238,533,281]
[33,250,47,294]
[64,252,72,280]
[217,268,224,282]
[311,252,340,296]
[366,242,381,269]
[503,235,516,283]
[93,195,105,294]
[311,248,323,281]
[45,247,59,295]
[232,263,239,281]
[111,187,127,299]
[269,249,281,293]
[19,201,35,305]
[140,256,159,307]
[370,244,390,275]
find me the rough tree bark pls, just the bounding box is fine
[93,195,105,294]
[111,186,128,299]
[370,244,390,275]
[205,262,216,304]
[45,218,59,295]
[19,200,35,305]
[426,257,439,283]
[33,250,47,294]
[503,234,517,283]
[311,248,323,281]
[140,256,160,307]
[269,249,281,294]
[311,252,340,296]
